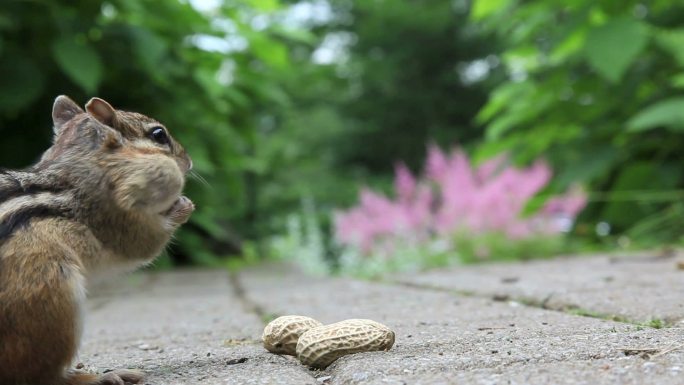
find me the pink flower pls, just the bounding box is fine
[543,185,587,218]
[476,154,507,182]
[426,144,449,182]
[333,145,587,256]
[394,162,416,203]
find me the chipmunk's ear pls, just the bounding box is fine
[52,95,84,134]
[85,97,117,127]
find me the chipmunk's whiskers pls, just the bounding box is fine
[189,170,211,189]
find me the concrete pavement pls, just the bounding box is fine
[79,252,684,384]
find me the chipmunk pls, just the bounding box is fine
[0,96,195,385]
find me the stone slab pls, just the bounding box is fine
[238,264,684,385]
[328,329,684,385]
[397,253,684,324]
[80,269,317,385]
[76,258,684,385]
[332,355,684,385]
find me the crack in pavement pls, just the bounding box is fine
[228,270,278,324]
[226,270,323,382]
[386,278,675,329]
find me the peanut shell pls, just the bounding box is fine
[296,319,395,368]
[262,315,323,355]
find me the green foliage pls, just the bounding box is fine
[472,0,684,242]
[0,0,500,266]
[9,0,680,268]
[471,0,511,21]
[320,0,502,174]
[269,198,332,276]
[627,97,684,132]
[51,37,103,93]
[0,54,44,112]
[583,18,647,83]
[647,319,666,329]
[0,0,302,264]
[253,0,502,245]
[600,162,678,229]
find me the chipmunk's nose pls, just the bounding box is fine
[186,155,193,173]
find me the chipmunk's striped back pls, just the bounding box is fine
[0,169,76,242]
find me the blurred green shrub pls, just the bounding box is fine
[0,0,499,265]
[471,0,684,243]
[0,0,309,263]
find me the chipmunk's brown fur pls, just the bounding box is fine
[0,96,194,385]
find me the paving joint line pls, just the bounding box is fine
[226,270,328,382]
[227,270,279,325]
[386,278,674,329]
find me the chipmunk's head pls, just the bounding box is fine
[45,95,192,215]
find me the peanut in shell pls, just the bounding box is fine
[296,319,395,368]
[262,315,323,355]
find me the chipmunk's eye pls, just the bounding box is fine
[149,127,169,145]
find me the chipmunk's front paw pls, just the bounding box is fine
[165,195,194,225]
[97,369,145,385]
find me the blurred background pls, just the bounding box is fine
[2,0,684,275]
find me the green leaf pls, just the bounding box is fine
[248,32,289,69]
[549,27,587,65]
[555,145,618,187]
[601,162,678,230]
[502,45,541,73]
[471,0,511,21]
[485,89,554,140]
[189,210,231,240]
[626,97,684,132]
[671,73,684,89]
[51,37,103,93]
[654,28,684,67]
[245,0,279,12]
[583,18,648,83]
[476,82,533,124]
[0,55,44,112]
[271,26,316,45]
[131,28,168,71]
[0,12,14,30]
[193,67,223,99]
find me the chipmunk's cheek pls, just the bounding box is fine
[146,169,184,214]
[111,156,185,214]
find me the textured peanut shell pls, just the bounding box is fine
[262,315,323,355]
[296,319,395,368]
